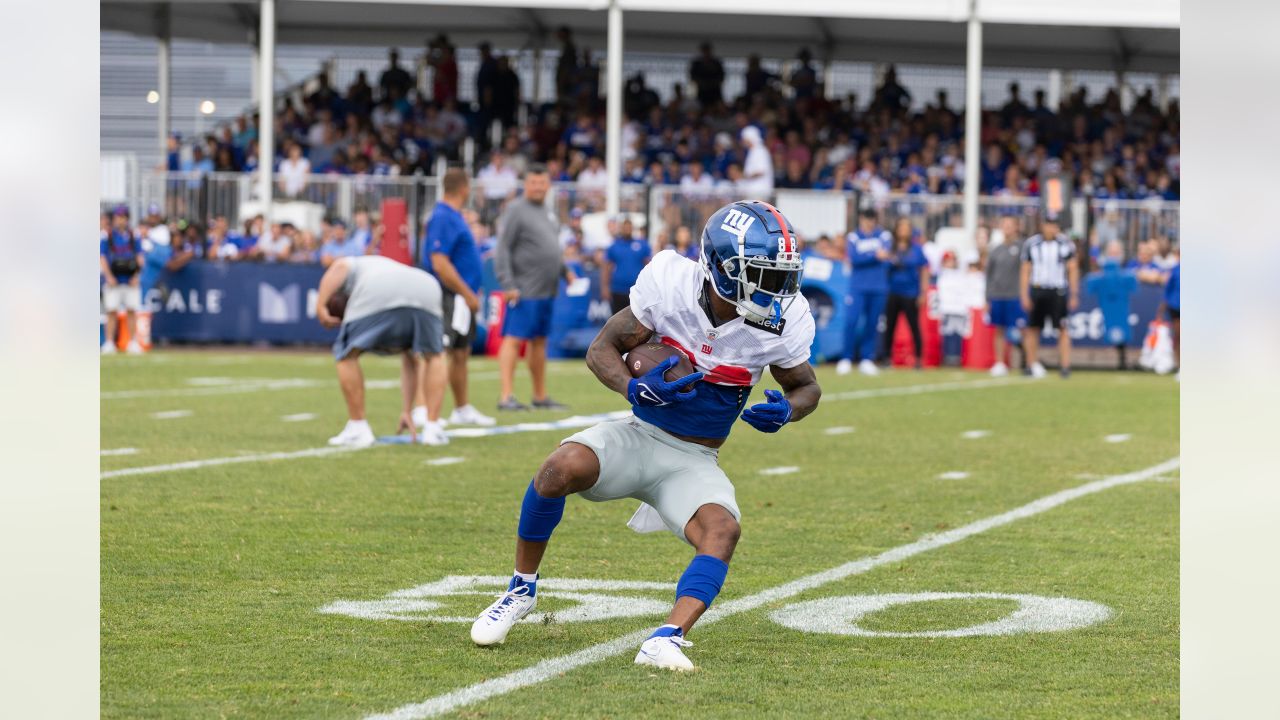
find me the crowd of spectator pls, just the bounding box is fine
[166,31,1180,211]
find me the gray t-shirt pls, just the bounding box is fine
[341,255,442,324]
[985,238,1024,300]
[495,197,565,299]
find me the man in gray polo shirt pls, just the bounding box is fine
[984,215,1028,377]
[494,164,574,411]
[316,255,449,446]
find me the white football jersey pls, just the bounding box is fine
[629,250,815,387]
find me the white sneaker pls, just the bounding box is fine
[990,362,1009,377]
[835,359,853,375]
[126,340,144,355]
[449,404,497,427]
[418,421,450,446]
[471,582,536,646]
[101,342,117,355]
[1029,362,1047,379]
[328,421,376,448]
[634,632,696,671]
[858,359,880,376]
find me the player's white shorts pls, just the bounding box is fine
[102,283,142,313]
[561,415,741,544]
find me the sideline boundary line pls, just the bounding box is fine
[364,457,1180,720]
[101,378,1022,480]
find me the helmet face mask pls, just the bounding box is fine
[700,201,804,324]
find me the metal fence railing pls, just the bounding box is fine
[110,171,1179,268]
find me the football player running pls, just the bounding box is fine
[470,201,821,671]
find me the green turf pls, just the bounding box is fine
[101,350,1178,719]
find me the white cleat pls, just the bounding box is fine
[858,359,880,376]
[328,422,376,448]
[101,342,117,355]
[471,584,536,646]
[418,421,450,446]
[1029,362,1047,379]
[989,362,1009,377]
[450,404,497,427]
[835,359,853,375]
[634,634,696,672]
[126,340,144,355]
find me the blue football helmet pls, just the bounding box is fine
[700,200,804,324]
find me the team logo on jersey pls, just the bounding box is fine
[701,343,713,355]
[745,315,787,336]
[720,208,755,247]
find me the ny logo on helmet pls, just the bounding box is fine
[720,209,755,246]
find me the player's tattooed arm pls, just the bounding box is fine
[769,362,822,422]
[586,308,655,396]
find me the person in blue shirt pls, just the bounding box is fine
[1085,243,1139,369]
[100,207,144,354]
[838,209,892,376]
[319,220,366,267]
[882,218,929,368]
[1163,262,1180,377]
[601,216,651,315]
[421,168,495,429]
[137,218,173,309]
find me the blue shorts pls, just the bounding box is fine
[987,298,1027,329]
[502,297,554,339]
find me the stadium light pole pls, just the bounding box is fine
[605,0,623,218]
[157,3,170,168]
[962,0,982,248]
[257,0,275,218]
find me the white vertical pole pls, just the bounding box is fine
[532,48,543,105]
[257,0,275,214]
[157,5,171,168]
[605,0,623,217]
[1047,69,1062,112]
[962,1,982,247]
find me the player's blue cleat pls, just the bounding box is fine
[470,576,537,646]
[634,625,695,671]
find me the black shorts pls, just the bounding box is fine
[440,290,477,352]
[1029,287,1068,329]
[610,292,630,316]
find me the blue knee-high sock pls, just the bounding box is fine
[517,479,564,543]
[675,554,730,608]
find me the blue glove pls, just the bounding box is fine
[740,389,792,432]
[627,356,704,407]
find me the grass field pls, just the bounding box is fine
[101,350,1179,719]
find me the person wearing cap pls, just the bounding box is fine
[738,126,773,199]
[601,216,651,314]
[418,167,496,430]
[1019,213,1079,378]
[100,207,144,354]
[837,209,892,376]
[319,219,365,267]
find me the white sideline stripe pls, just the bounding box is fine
[99,448,139,456]
[102,379,1017,479]
[824,377,1021,402]
[100,446,361,479]
[365,457,1179,720]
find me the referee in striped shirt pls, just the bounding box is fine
[1019,214,1079,378]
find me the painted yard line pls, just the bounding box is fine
[99,446,362,479]
[150,409,193,420]
[425,457,467,466]
[937,471,970,480]
[1104,433,1133,443]
[961,429,992,439]
[824,377,1022,403]
[759,466,800,476]
[101,411,633,480]
[823,426,855,435]
[281,413,318,422]
[99,448,138,457]
[366,456,1180,720]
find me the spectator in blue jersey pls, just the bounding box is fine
[319,220,366,267]
[601,217,651,314]
[420,168,496,430]
[100,207,144,354]
[1162,262,1180,379]
[1085,241,1140,369]
[837,209,892,376]
[882,218,929,369]
[137,215,173,309]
